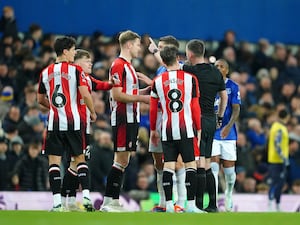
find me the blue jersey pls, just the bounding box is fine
[214,78,241,140]
[156,61,184,76]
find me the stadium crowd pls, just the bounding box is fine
[0,5,300,200]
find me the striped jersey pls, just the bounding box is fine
[109,57,140,126]
[80,74,112,134]
[150,70,200,141]
[38,62,87,131]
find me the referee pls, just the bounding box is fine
[182,39,228,212]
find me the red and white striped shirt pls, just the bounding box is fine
[109,57,140,126]
[80,74,112,134]
[150,70,201,141]
[38,62,87,131]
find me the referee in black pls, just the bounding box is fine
[182,39,228,212]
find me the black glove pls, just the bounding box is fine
[217,116,223,128]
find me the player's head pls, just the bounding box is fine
[215,59,229,77]
[74,49,93,74]
[278,108,290,123]
[160,46,178,67]
[54,36,76,62]
[186,39,205,59]
[158,35,179,50]
[119,30,141,58]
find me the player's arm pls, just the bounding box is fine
[111,87,149,104]
[149,83,160,146]
[191,76,201,131]
[37,75,50,109]
[137,72,153,86]
[148,37,163,65]
[217,89,228,118]
[90,75,112,91]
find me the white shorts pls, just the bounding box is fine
[211,139,237,161]
[149,111,163,153]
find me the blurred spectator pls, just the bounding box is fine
[7,135,24,172]
[0,136,10,190]
[11,140,48,191]
[17,105,43,144]
[88,130,114,192]
[290,179,300,194]
[234,166,246,192]
[2,105,21,133]
[241,177,257,193]
[246,118,267,150]
[19,85,37,116]
[256,182,269,194]
[0,6,18,39]
[25,24,43,56]
[0,85,14,120]
[252,38,271,74]
[214,30,237,59]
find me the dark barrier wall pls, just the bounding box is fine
[1,0,299,44]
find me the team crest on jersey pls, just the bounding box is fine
[226,88,231,95]
[112,73,120,81]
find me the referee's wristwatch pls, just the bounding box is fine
[153,48,159,54]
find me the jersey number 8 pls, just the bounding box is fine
[167,89,183,113]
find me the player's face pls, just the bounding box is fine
[66,46,76,62]
[130,38,141,58]
[75,56,92,74]
[215,60,229,77]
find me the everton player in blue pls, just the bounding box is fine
[211,59,241,212]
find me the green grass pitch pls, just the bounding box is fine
[0,211,300,225]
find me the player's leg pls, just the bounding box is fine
[161,140,178,212]
[221,140,237,212]
[181,138,206,213]
[211,140,221,200]
[69,131,93,211]
[174,154,186,211]
[45,131,64,211]
[101,123,137,212]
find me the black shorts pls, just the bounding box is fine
[44,130,85,157]
[112,123,138,152]
[65,133,90,163]
[162,138,195,163]
[200,115,217,158]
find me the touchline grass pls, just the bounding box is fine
[0,211,299,225]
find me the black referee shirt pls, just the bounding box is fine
[183,63,225,116]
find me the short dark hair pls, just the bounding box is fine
[159,35,179,48]
[278,109,289,119]
[118,30,140,46]
[186,39,205,57]
[160,46,178,66]
[54,36,76,56]
[74,49,91,61]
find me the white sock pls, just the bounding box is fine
[211,162,219,198]
[61,196,66,207]
[53,193,62,207]
[68,196,76,205]
[176,168,186,208]
[166,200,174,212]
[186,199,196,209]
[102,196,113,206]
[223,167,236,196]
[82,189,90,200]
[157,170,166,207]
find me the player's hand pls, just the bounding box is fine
[139,95,150,104]
[220,125,230,139]
[148,37,158,54]
[197,130,201,147]
[139,86,151,95]
[150,130,160,146]
[90,112,97,122]
[137,72,153,86]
